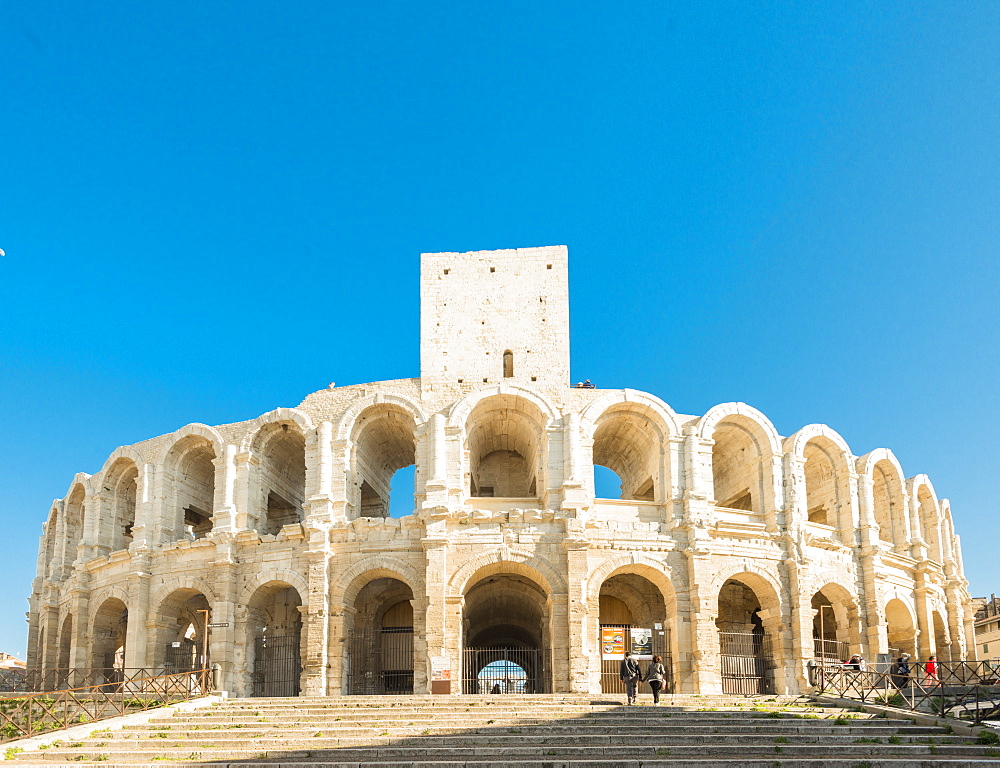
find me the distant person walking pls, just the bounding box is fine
[644,655,667,706]
[619,651,642,705]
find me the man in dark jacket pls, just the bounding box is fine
[619,651,642,705]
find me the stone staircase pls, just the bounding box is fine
[9,694,1000,766]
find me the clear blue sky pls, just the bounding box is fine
[2,1,998,658]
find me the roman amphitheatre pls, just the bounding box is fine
[27,245,974,698]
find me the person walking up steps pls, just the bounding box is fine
[644,655,666,705]
[619,651,642,705]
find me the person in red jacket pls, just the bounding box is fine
[924,655,939,683]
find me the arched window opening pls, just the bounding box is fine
[63,486,86,570]
[104,459,138,552]
[872,461,900,546]
[43,510,58,575]
[592,408,659,501]
[347,577,414,695]
[711,424,760,512]
[166,437,216,541]
[811,591,846,661]
[917,486,942,563]
[388,465,416,518]
[593,465,625,499]
[932,611,950,661]
[247,582,303,697]
[352,406,417,519]
[467,395,543,498]
[57,614,73,672]
[803,441,837,527]
[503,350,514,378]
[253,423,306,535]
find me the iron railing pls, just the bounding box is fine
[0,668,212,743]
[346,627,414,695]
[817,659,1000,725]
[813,637,850,662]
[0,668,198,695]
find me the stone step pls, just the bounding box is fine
[17,743,1000,763]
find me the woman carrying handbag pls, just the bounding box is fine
[644,654,667,706]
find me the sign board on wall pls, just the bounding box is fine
[430,656,451,681]
[601,627,626,659]
[630,628,653,659]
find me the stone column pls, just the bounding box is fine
[233,451,259,532]
[68,580,92,671]
[302,528,331,695]
[129,464,156,551]
[684,550,721,694]
[212,446,239,532]
[421,529,452,693]
[914,585,933,661]
[785,560,813,693]
[209,545,239,693]
[549,592,570,692]
[125,554,153,670]
[564,535,592,692]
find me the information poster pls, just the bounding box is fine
[601,627,626,659]
[431,656,451,681]
[630,628,653,659]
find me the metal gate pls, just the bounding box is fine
[719,631,775,695]
[252,632,301,697]
[462,648,549,694]
[164,639,204,673]
[599,625,674,695]
[346,626,414,695]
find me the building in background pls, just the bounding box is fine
[972,595,1000,659]
[25,246,976,697]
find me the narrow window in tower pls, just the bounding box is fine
[503,350,514,378]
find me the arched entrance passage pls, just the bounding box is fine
[885,598,917,658]
[932,610,950,662]
[153,589,211,673]
[346,577,414,695]
[462,571,550,694]
[811,584,861,663]
[717,577,779,694]
[246,582,302,697]
[90,598,128,682]
[597,571,674,695]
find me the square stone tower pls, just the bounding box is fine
[420,245,570,392]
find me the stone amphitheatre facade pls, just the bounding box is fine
[26,245,975,698]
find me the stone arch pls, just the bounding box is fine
[98,456,140,553]
[909,476,944,563]
[784,425,854,533]
[456,390,553,499]
[159,426,223,543]
[580,391,679,502]
[336,392,428,443]
[339,562,419,696]
[89,595,129,672]
[699,404,782,515]
[239,408,315,454]
[60,480,89,570]
[245,416,308,534]
[337,555,423,606]
[447,547,565,600]
[714,568,786,694]
[857,449,909,548]
[347,403,419,519]
[884,596,917,657]
[931,608,951,661]
[42,505,61,577]
[240,580,305,697]
[584,554,677,604]
[808,580,863,660]
[446,384,559,430]
[240,569,309,606]
[150,583,215,672]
